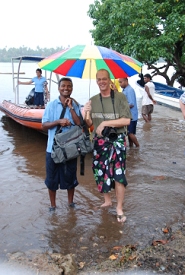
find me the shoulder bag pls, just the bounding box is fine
[51,102,93,175]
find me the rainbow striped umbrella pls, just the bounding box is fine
[38,45,142,79]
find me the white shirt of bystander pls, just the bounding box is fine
[142,81,155,106]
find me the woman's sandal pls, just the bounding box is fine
[117,214,126,223]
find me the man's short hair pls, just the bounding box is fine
[58,77,73,88]
[96,69,111,79]
[144,74,152,80]
[121,77,128,81]
[36,68,42,74]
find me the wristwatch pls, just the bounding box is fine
[69,107,74,110]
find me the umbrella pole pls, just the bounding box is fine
[86,59,92,120]
[88,58,92,99]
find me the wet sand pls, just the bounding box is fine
[0,104,185,274]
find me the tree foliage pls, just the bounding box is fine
[88,0,185,86]
[0,46,64,62]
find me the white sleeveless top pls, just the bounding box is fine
[142,81,155,106]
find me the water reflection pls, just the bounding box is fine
[1,115,47,178]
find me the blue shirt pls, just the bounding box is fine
[32,76,47,93]
[42,98,80,153]
[123,85,138,121]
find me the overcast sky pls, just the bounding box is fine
[1,0,94,49]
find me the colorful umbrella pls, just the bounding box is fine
[38,45,142,79]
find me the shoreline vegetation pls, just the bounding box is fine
[0,46,64,62]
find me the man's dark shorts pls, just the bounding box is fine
[128,120,137,135]
[142,104,154,115]
[34,92,44,106]
[45,153,79,191]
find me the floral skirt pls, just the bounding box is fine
[92,134,128,193]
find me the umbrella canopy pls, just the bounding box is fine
[38,45,142,79]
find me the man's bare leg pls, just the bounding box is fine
[68,188,75,205]
[148,114,152,121]
[128,133,139,147]
[142,114,149,123]
[48,189,56,208]
[101,193,112,207]
[115,182,126,222]
[128,136,133,147]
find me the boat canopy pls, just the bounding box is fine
[12,55,60,104]
[12,56,44,62]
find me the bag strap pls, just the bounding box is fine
[99,89,116,120]
[73,101,91,176]
[56,105,67,133]
[72,100,90,137]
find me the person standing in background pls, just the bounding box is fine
[119,78,139,147]
[179,92,185,119]
[19,68,49,108]
[141,74,156,122]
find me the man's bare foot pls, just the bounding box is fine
[100,202,112,208]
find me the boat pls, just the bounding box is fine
[0,56,59,132]
[153,82,184,110]
[136,78,184,110]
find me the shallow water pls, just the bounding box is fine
[0,103,185,273]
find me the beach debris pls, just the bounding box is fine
[49,253,77,275]
[78,261,85,269]
[109,244,138,266]
[112,246,123,251]
[80,247,88,250]
[79,237,84,242]
[129,254,137,261]
[152,239,168,246]
[162,227,170,234]
[109,255,117,260]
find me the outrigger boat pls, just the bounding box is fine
[0,56,60,131]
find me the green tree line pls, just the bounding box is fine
[88,0,185,86]
[0,46,64,62]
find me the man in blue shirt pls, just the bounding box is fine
[19,68,48,108]
[42,77,81,211]
[119,78,139,147]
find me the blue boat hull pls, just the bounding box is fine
[153,82,184,99]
